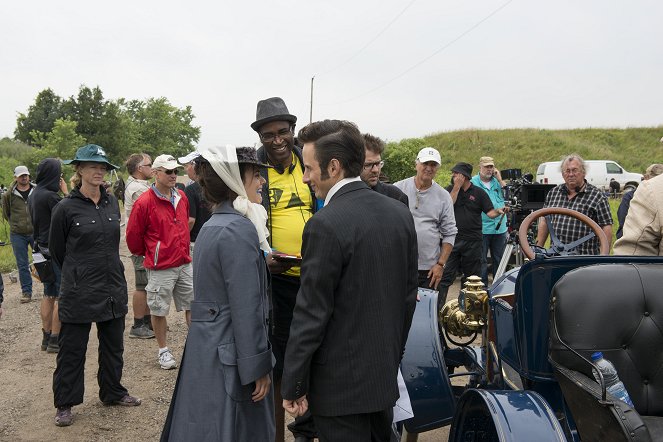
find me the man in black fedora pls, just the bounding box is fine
[442,162,504,298]
[252,97,317,442]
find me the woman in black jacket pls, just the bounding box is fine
[49,144,141,427]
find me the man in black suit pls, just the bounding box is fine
[281,120,418,441]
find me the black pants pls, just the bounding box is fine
[439,238,483,301]
[268,274,317,438]
[53,316,128,408]
[314,409,394,442]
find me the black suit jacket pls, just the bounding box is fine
[281,180,418,416]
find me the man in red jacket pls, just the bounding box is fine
[126,154,193,370]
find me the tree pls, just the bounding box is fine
[14,88,64,146]
[25,118,85,172]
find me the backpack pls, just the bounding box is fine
[110,169,126,203]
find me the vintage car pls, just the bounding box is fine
[402,207,663,441]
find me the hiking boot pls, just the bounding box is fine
[129,324,155,339]
[103,394,142,407]
[47,334,60,353]
[158,349,177,370]
[20,293,32,303]
[55,407,73,427]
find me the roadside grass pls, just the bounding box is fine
[0,218,18,273]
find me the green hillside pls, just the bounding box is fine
[383,127,663,183]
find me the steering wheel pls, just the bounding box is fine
[518,207,610,259]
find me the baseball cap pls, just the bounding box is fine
[479,156,495,167]
[178,151,200,164]
[14,165,30,177]
[153,155,183,170]
[416,147,441,165]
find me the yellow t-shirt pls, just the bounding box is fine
[267,154,313,277]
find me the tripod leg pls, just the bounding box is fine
[495,243,514,280]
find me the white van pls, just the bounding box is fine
[536,160,643,192]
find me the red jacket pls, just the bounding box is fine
[126,187,191,270]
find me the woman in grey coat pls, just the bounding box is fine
[161,145,275,441]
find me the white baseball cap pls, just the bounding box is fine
[152,155,183,170]
[14,165,30,177]
[416,147,441,165]
[178,151,200,164]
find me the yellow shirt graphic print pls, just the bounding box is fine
[267,156,312,277]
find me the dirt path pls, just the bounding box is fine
[0,234,451,441]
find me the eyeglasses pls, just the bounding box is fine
[363,160,384,170]
[159,169,178,175]
[563,168,582,176]
[259,127,292,143]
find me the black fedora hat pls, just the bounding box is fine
[250,97,297,132]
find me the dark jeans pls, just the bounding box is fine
[481,232,508,285]
[439,238,483,301]
[10,232,33,295]
[53,316,128,407]
[314,409,393,442]
[43,260,61,297]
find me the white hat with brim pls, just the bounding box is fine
[14,165,30,177]
[153,155,183,170]
[416,147,441,165]
[178,151,200,164]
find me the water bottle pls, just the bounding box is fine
[591,352,634,407]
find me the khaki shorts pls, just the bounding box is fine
[145,263,194,316]
[130,255,148,291]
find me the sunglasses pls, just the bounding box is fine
[159,169,178,175]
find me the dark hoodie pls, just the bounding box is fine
[28,158,62,255]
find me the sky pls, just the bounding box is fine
[2,0,662,149]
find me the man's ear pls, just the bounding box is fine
[328,158,342,179]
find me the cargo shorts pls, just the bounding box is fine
[145,263,194,316]
[130,255,148,291]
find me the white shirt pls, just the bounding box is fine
[324,176,362,206]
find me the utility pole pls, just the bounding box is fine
[309,76,315,124]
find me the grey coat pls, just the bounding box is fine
[161,203,275,441]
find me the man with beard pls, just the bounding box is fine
[536,154,613,254]
[360,134,408,205]
[252,97,317,442]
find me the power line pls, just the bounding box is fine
[321,0,514,106]
[321,0,419,76]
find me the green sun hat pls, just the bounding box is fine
[62,144,119,170]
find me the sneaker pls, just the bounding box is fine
[103,394,142,407]
[129,324,155,339]
[41,329,51,351]
[47,335,60,354]
[55,407,73,427]
[159,349,177,370]
[20,293,32,303]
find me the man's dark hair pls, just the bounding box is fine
[126,153,148,176]
[298,120,365,179]
[195,158,252,206]
[363,133,385,155]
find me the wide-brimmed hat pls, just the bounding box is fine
[250,97,297,132]
[14,165,30,177]
[63,144,118,170]
[416,147,441,165]
[153,154,183,170]
[236,147,272,168]
[451,162,473,179]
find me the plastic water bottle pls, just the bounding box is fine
[591,352,634,407]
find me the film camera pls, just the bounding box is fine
[501,169,555,230]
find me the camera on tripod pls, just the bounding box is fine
[501,169,554,230]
